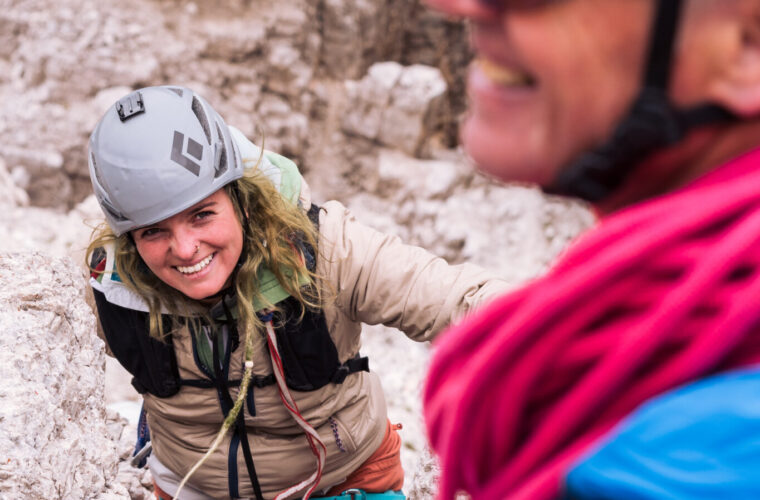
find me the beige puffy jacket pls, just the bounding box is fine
[136,198,509,499]
[91,131,510,498]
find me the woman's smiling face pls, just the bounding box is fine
[424,0,654,185]
[132,188,244,300]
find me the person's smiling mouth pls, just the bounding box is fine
[175,253,215,275]
[476,58,537,88]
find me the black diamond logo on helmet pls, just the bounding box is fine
[171,131,203,176]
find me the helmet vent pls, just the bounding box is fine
[90,152,106,189]
[214,123,228,178]
[167,87,184,97]
[191,96,212,145]
[100,196,129,222]
[231,138,239,171]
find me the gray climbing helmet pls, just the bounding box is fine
[88,85,244,235]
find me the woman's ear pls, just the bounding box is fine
[710,0,760,117]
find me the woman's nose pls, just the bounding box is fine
[170,233,199,260]
[424,0,499,20]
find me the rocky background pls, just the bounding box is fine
[0,0,595,498]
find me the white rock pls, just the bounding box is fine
[266,43,314,97]
[343,62,447,156]
[378,64,446,156]
[0,145,64,170]
[407,447,441,500]
[342,62,403,141]
[0,252,125,499]
[392,64,448,112]
[376,149,464,199]
[0,159,29,208]
[367,61,405,91]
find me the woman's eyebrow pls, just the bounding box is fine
[189,201,217,214]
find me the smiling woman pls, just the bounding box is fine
[132,191,244,301]
[421,0,760,499]
[427,0,654,186]
[84,85,510,500]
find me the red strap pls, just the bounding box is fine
[264,319,327,500]
[90,257,107,279]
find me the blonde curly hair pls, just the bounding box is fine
[86,166,321,340]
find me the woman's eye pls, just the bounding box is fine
[138,227,161,238]
[195,210,214,220]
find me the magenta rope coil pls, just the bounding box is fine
[424,148,760,499]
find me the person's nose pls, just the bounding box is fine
[170,229,199,261]
[424,0,499,21]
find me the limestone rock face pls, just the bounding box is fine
[0,252,127,499]
[343,62,447,157]
[345,149,596,285]
[1,0,470,212]
[407,448,441,500]
[0,158,29,209]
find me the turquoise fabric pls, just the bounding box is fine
[563,367,760,500]
[263,150,302,205]
[314,490,406,500]
[228,126,310,311]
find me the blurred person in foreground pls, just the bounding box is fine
[85,85,509,500]
[421,0,760,498]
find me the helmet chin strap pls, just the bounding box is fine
[548,91,735,201]
[546,0,736,202]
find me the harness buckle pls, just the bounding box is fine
[342,489,367,500]
[332,364,350,384]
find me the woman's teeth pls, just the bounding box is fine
[176,254,213,274]
[478,59,535,86]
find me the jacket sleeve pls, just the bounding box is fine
[318,200,512,342]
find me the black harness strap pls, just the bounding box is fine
[644,0,683,89]
[212,299,265,500]
[227,433,242,498]
[330,355,370,384]
[211,326,235,415]
[235,410,263,500]
[180,375,268,389]
[181,355,369,389]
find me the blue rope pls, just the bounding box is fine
[313,490,406,500]
[131,403,151,468]
[257,311,274,322]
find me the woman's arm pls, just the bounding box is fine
[319,200,511,342]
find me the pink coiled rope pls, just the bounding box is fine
[424,147,760,499]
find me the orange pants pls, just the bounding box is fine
[325,420,404,495]
[153,482,173,500]
[154,420,404,499]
